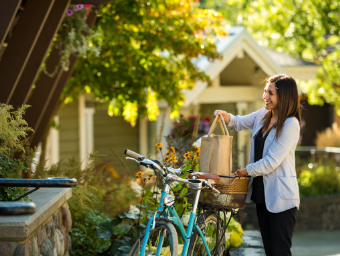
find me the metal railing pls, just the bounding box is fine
[0,177,77,215]
[296,146,340,154]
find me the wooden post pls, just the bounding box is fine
[28,8,99,148]
[8,0,71,109]
[0,0,21,49]
[0,0,54,104]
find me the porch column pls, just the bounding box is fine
[84,107,95,166]
[79,95,86,167]
[236,102,248,168]
[139,117,148,157]
[45,115,60,168]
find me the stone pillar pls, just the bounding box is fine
[0,188,73,256]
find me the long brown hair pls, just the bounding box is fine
[262,74,301,138]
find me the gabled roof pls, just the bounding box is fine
[184,26,284,107]
[192,26,283,77]
[263,47,316,67]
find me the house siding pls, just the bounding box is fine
[93,108,139,175]
[59,99,79,161]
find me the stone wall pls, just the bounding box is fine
[239,194,340,231]
[0,188,73,256]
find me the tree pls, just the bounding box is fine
[200,0,340,114]
[64,0,227,125]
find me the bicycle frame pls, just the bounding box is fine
[140,183,212,256]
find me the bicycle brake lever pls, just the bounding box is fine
[125,157,140,164]
[204,181,220,194]
[151,211,157,230]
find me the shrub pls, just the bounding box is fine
[71,209,111,256]
[0,104,35,202]
[34,152,138,255]
[298,159,340,198]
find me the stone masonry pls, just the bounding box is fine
[240,194,340,231]
[0,188,73,256]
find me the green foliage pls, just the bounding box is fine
[95,212,143,256]
[297,158,340,197]
[0,150,33,202]
[0,104,33,155]
[35,152,138,216]
[70,210,111,256]
[94,174,157,256]
[201,0,340,114]
[0,104,34,202]
[35,152,138,256]
[64,0,227,125]
[43,4,102,77]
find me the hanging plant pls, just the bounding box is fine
[43,4,102,77]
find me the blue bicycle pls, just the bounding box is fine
[124,149,232,256]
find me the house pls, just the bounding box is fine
[43,27,320,174]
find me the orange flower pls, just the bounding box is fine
[183,152,191,158]
[135,171,144,178]
[155,143,163,150]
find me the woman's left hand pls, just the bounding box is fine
[232,168,248,177]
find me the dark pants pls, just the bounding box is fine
[256,204,296,256]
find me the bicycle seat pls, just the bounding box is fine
[187,172,220,183]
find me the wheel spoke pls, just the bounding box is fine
[128,221,178,256]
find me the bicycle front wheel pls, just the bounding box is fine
[187,211,224,256]
[128,220,178,256]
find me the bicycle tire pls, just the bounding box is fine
[128,220,178,256]
[187,211,225,256]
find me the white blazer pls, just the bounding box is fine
[227,108,300,213]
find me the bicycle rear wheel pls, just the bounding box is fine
[187,211,225,256]
[128,220,178,256]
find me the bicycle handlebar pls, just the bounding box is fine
[124,150,221,195]
[125,149,144,161]
[125,149,166,177]
[0,177,77,188]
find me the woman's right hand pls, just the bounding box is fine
[213,110,230,124]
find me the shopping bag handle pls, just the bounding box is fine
[208,115,229,136]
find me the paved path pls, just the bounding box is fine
[229,230,340,256]
[292,230,340,256]
[229,230,265,256]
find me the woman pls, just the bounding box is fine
[214,74,301,256]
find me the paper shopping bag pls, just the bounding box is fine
[200,115,233,184]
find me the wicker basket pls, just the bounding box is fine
[214,177,250,194]
[187,177,251,210]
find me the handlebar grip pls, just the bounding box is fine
[125,149,144,161]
